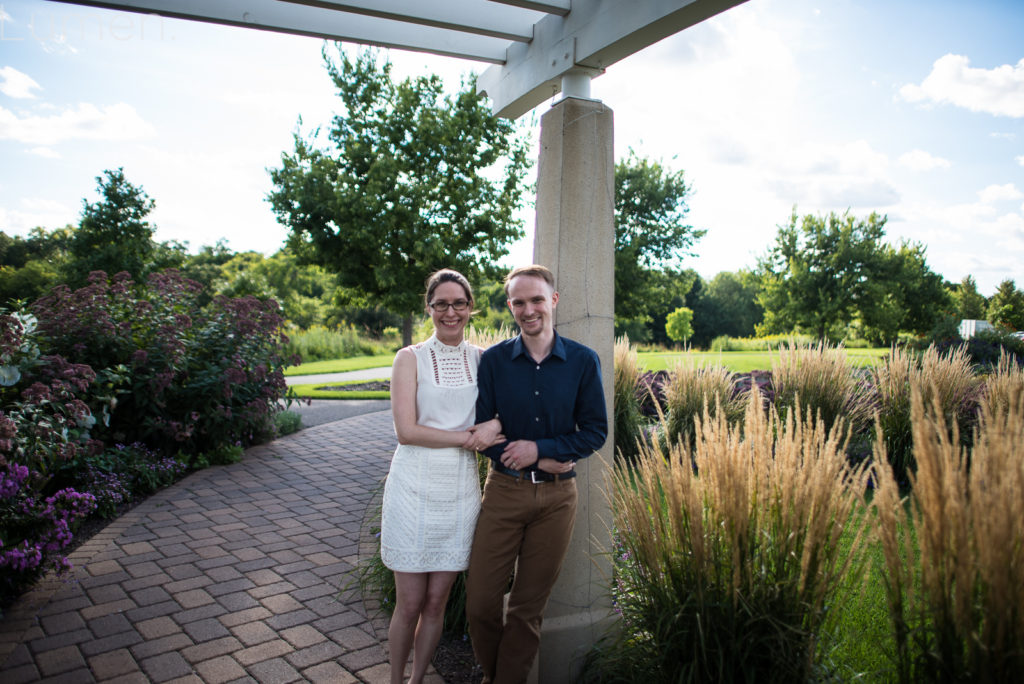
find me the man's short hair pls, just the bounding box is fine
[504,265,555,297]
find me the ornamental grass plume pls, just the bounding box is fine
[612,336,646,464]
[873,345,982,487]
[771,340,876,439]
[871,386,1024,683]
[589,389,872,683]
[465,323,513,350]
[978,348,1024,421]
[661,360,743,449]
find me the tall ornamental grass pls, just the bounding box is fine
[613,336,646,464]
[589,391,872,683]
[661,361,744,449]
[871,387,1024,683]
[465,323,514,350]
[771,341,876,439]
[284,324,392,362]
[978,349,1024,420]
[872,345,982,487]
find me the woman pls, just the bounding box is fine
[380,268,501,684]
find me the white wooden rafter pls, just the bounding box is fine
[45,0,747,118]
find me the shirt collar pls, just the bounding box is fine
[510,331,567,361]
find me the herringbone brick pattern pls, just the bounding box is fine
[0,410,443,683]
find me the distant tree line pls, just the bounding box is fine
[5,46,1023,350]
[5,161,1022,351]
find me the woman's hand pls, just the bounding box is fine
[464,418,504,451]
[536,458,575,475]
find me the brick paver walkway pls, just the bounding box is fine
[0,410,443,683]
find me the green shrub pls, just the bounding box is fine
[285,324,394,362]
[274,410,303,436]
[193,444,244,469]
[710,333,815,352]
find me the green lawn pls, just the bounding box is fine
[285,348,891,399]
[639,348,889,373]
[288,381,389,400]
[286,348,890,377]
[284,353,394,376]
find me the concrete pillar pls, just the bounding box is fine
[532,96,616,683]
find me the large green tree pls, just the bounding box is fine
[267,47,531,345]
[858,241,949,345]
[757,209,888,342]
[952,275,987,320]
[987,279,1024,330]
[614,150,705,341]
[0,227,73,304]
[689,269,763,346]
[65,168,158,288]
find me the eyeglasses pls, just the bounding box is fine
[429,299,470,313]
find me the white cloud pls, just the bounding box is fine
[978,183,1023,204]
[0,102,153,145]
[28,146,60,158]
[898,149,951,171]
[1016,154,1024,167]
[0,198,76,234]
[899,54,1024,118]
[0,66,41,99]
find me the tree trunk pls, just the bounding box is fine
[402,314,413,348]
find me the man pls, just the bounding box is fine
[466,264,608,684]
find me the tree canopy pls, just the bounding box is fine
[267,47,531,345]
[757,209,949,344]
[665,306,694,346]
[987,279,1024,330]
[65,168,158,288]
[614,150,705,340]
[757,209,887,341]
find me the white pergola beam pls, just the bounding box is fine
[47,0,514,63]
[490,0,569,16]
[46,0,748,119]
[478,0,747,118]
[278,0,544,42]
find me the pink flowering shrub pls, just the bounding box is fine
[1,269,295,603]
[32,270,297,460]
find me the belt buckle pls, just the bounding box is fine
[530,470,541,484]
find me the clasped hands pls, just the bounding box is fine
[500,441,574,475]
[462,420,574,475]
[462,418,503,452]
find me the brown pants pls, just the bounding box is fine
[465,470,578,684]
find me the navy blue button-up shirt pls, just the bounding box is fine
[475,332,608,466]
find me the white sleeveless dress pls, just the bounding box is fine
[380,336,483,572]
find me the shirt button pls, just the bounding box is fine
[536,365,540,370]
[534,391,539,395]
[535,417,540,422]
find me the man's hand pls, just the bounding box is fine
[536,458,574,474]
[501,440,538,470]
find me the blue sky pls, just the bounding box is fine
[1,0,1022,295]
